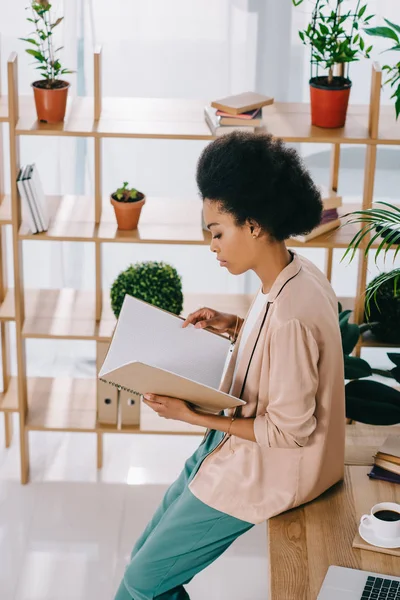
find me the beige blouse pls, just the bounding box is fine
[188,251,346,524]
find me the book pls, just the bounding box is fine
[368,464,400,485]
[318,185,342,210]
[375,457,400,476]
[211,92,274,116]
[24,165,44,232]
[204,106,263,127]
[29,163,49,230]
[98,295,246,414]
[291,218,341,243]
[375,435,400,466]
[204,107,255,137]
[16,164,48,234]
[216,107,261,121]
[17,166,38,234]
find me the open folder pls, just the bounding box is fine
[98,295,246,414]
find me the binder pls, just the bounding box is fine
[17,166,38,233]
[98,295,246,415]
[119,387,140,426]
[96,342,118,425]
[29,163,49,230]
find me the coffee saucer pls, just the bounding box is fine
[359,522,400,549]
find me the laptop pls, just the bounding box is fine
[318,566,400,599]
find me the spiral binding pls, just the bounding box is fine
[99,378,141,397]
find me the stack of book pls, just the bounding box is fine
[17,164,49,234]
[292,186,342,242]
[368,435,400,485]
[204,92,274,137]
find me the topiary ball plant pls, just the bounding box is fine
[365,271,400,344]
[110,261,184,319]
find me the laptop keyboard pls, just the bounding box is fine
[361,577,400,599]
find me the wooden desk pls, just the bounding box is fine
[268,466,400,600]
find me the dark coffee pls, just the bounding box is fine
[374,510,400,522]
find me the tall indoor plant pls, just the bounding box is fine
[364,18,400,119]
[21,1,73,123]
[293,0,374,128]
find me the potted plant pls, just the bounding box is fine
[293,0,374,128]
[110,182,146,231]
[110,261,183,318]
[342,201,400,316]
[21,1,74,123]
[364,18,400,119]
[339,304,400,425]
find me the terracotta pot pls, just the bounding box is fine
[32,80,70,123]
[111,194,146,230]
[309,76,352,128]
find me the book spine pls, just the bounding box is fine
[17,167,38,234]
[24,165,43,232]
[30,164,49,230]
[26,168,45,232]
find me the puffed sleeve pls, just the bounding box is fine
[253,319,319,448]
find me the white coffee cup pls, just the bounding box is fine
[360,502,400,540]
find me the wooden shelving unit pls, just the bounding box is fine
[1,48,399,482]
[0,56,16,449]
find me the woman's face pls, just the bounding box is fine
[203,199,262,275]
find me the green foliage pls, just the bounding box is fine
[365,18,400,119]
[345,380,400,425]
[21,1,73,87]
[110,261,184,319]
[339,307,372,379]
[293,0,374,83]
[112,181,143,203]
[365,272,400,343]
[337,303,400,424]
[341,202,400,315]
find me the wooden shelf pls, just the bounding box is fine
[19,195,209,245]
[0,288,15,321]
[22,289,113,340]
[22,289,253,341]
[377,105,400,145]
[0,378,19,412]
[17,196,377,250]
[16,96,96,137]
[26,377,97,431]
[23,376,205,434]
[0,96,8,122]
[98,401,205,436]
[0,194,12,225]
[13,96,374,143]
[261,103,370,144]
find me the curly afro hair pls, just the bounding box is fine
[196,131,323,241]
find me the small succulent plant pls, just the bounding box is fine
[112,182,144,203]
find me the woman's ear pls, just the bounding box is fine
[247,219,261,239]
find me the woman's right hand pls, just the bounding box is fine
[182,307,239,337]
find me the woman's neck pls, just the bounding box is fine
[254,243,292,294]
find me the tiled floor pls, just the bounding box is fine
[0,419,268,600]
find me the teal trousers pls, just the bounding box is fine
[114,429,254,600]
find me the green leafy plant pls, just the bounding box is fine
[338,303,400,425]
[365,273,400,344]
[21,1,73,88]
[364,18,400,118]
[293,0,374,84]
[110,261,184,319]
[341,202,400,316]
[112,182,144,203]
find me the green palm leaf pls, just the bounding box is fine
[341,202,400,316]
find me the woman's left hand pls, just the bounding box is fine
[142,393,197,424]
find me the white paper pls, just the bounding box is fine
[100,295,232,389]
